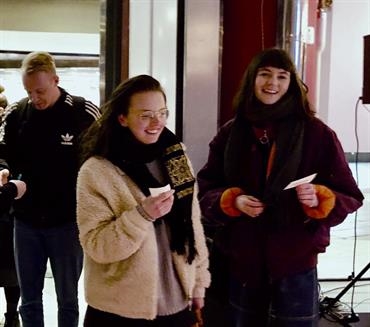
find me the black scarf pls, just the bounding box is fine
[224,96,305,226]
[111,127,197,263]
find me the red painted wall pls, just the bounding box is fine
[220,0,278,125]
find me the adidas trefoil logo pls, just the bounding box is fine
[61,133,74,145]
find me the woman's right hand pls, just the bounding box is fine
[0,169,9,186]
[141,189,175,220]
[235,194,265,218]
[9,180,27,199]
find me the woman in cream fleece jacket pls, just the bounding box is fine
[77,75,210,327]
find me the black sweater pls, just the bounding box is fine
[0,159,17,216]
[1,89,100,227]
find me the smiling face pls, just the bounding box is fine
[254,66,291,105]
[118,91,167,144]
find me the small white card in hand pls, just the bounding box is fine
[149,184,171,196]
[284,173,317,190]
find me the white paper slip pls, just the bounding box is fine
[149,184,171,196]
[284,173,317,190]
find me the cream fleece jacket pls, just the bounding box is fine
[76,156,210,320]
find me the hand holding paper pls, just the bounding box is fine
[284,173,317,190]
[141,185,174,220]
[149,184,171,196]
[0,169,9,186]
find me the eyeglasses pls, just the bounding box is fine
[136,109,169,122]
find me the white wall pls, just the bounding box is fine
[0,31,99,55]
[129,0,220,172]
[0,0,100,105]
[320,0,370,155]
[182,0,220,173]
[0,0,99,33]
[129,0,178,133]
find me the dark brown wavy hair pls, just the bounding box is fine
[233,48,316,119]
[79,75,166,165]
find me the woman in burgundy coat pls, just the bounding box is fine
[197,48,364,327]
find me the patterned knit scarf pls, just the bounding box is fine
[111,127,197,263]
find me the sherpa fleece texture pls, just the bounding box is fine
[77,156,210,320]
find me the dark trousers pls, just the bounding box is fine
[84,305,197,327]
[14,219,83,327]
[229,268,319,327]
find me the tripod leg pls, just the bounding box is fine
[330,262,370,307]
[324,262,370,311]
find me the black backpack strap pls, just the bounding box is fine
[0,97,30,143]
[16,98,32,135]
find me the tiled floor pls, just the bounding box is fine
[0,163,369,326]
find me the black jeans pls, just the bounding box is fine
[84,305,197,327]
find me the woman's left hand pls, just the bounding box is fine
[295,183,319,208]
[191,298,205,327]
[192,297,204,310]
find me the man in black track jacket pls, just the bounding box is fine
[0,51,101,327]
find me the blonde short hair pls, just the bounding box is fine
[21,51,57,75]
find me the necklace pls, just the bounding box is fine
[259,129,269,144]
